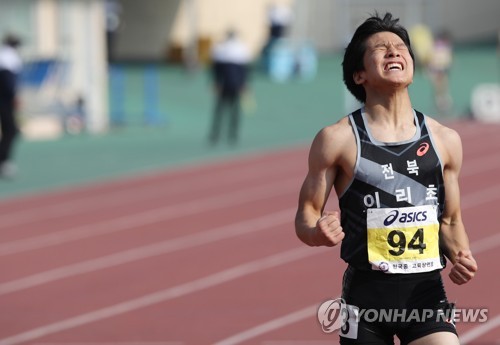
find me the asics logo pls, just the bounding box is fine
[384,210,399,226]
[417,142,430,156]
[384,210,428,226]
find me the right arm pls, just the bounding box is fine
[295,122,347,247]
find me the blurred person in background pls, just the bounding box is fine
[105,0,122,62]
[268,2,292,40]
[409,24,433,70]
[427,30,453,115]
[295,12,476,344]
[208,29,251,146]
[261,2,293,73]
[0,34,22,179]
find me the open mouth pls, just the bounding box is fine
[384,62,403,71]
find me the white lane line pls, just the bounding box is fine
[452,122,499,138]
[471,233,500,254]
[260,340,332,345]
[461,184,500,209]
[33,343,183,345]
[0,247,327,345]
[461,314,500,344]
[461,153,500,177]
[213,305,323,345]
[0,178,298,256]
[460,214,500,345]
[0,159,300,229]
[0,208,295,296]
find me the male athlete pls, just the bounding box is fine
[295,12,477,345]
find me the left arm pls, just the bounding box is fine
[437,125,478,285]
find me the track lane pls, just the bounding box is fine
[0,120,498,345]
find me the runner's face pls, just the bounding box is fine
[355,32,414,89]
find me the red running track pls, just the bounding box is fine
[0,120,499,345]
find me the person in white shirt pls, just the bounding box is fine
[209,30,251,146]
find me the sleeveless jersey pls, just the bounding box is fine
[339,108,446,273]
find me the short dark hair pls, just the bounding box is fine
[342,12,415,103]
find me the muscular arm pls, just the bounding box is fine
[439,130,467,261]
[295,121,349,247]
[435,125,478,284]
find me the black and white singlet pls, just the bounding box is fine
[338,108,446,273]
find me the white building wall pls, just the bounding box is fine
[0,0,109,134]
[114,0,181,60]
[115,0,293,61]
[59,0,108,133]
[35,0,58,58]
[313,0,500,52]
[439,0,500,43]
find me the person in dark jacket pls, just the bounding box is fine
[0,34,22,178]
[209,30,250,146]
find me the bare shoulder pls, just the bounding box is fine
[314,116,353,147]
[425,116,462,147]
[309,116,355,168]
[425,116,463,168]
[425,116,461,142]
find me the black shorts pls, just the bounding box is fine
[339,265,457,345]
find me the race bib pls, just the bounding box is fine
[367,205,443,274]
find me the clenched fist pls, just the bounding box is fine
[316,211,345,247]
[449,249,478,285]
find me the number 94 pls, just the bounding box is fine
[387,228,426,256]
